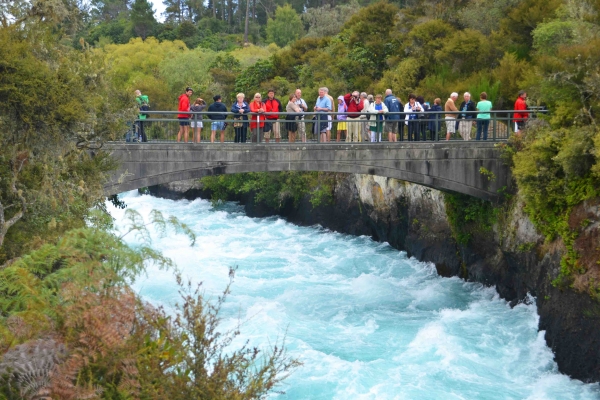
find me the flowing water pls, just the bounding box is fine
[109,192,600,399]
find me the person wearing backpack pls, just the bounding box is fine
[135,90,150,142]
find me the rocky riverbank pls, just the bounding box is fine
[147,174,600,383]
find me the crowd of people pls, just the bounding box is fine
[134,87,530,144]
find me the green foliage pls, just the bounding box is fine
[456,0,521,35]
[160,47,219,97]
[303,2,360,38]
[512,125,600,284]
[492,53,532,108]
[201,172,337,209]
[434,29,494,75]
[266,4,304,48]
[376,57,422,96]
[130,0,157,40]
[499,0,563,55]
[405,19,454,64]
[339,1,401,80]
[0,24,129,262]
[0,212,298,398]
[444,193,499,245]
[234,58,275,96]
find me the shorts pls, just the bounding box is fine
[337,121,347,130]
[515,121,525,132]
[263,121,280,139]
[178,117,190,126]
[369,123,384,133]
[445,117,456,133]
[385,121,399,134]
[211,121,225,131]
[191,121,203,128]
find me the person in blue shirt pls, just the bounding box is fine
[314,87,332,143]
[384,89,402,142]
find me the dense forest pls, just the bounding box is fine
[1,0,600,396]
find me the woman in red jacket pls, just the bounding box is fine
[513,90,528,135]
[177,87,193,143]
[249,93,265,143]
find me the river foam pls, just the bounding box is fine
[109,192,600,399]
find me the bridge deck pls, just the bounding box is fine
[103,142,510,201]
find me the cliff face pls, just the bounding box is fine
[147,175,600,383]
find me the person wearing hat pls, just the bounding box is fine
[513,90,528,134]
[177,87,193,143]
[336,95,348,142]
[207,95,228,143]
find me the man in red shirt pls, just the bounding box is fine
[344,91,364,142]
[264,89,283,143]
[513,90,528,135]
[177,87,193,143]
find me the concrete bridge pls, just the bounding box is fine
[103,142,511,201]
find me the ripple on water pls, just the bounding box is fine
[109,192,600,400]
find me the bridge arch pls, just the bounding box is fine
[103,142,510,201]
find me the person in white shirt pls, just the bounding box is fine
[294,88,308,142]
[367,94,388,142]
[404,93,424,141]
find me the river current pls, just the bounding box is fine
[109,192,600,399]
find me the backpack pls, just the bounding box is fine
[139,95,150,112]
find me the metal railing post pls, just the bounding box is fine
[317,113,321,143]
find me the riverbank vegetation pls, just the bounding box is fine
[0,4,298,397]
[202,172,337,209]
[2,0,600,393]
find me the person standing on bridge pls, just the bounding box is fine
[249,93,266,143]
[404,94,423,141]
[231,93,250,143]
[190,97,206,143]
[384,89,401,142]
[286,93,300,143]
[336,96,348,142]
[264,89,283,143]
[208,95,228,143]
[476,92,492,141]
[177,87,193,143]
[368,94,388,142]
[513,90,528,135]
[314,87,332,143]
[360,92,370,142]
[444,92,459,141]
[343,91,364,142]
[294,89,308,142]
[135,90,149,142]
[457,92,476,141]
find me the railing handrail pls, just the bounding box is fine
[138,109,546,118]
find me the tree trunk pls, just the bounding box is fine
[244,0,249,43]
[228,0,232,24]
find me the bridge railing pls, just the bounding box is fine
[125,109,546,144]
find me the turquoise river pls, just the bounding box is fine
[109,191,600,399]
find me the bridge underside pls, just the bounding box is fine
[103,142,510,201]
